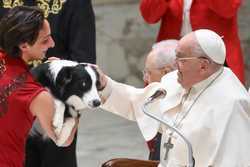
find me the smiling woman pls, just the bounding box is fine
[0,0,97,166]
[0,6,45,58]
[20,19,55,63]
[0,6,78,167]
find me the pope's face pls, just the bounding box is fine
[175,35,203,90]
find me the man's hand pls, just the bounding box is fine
[89,64,108,91]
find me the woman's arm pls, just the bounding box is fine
[29,91,78,146]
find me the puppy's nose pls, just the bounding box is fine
[92,99,101,107]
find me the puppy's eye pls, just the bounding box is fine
[82,82,86,87]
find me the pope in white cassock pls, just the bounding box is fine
[99,29,250,167]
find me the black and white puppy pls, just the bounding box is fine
[31,60,102,145]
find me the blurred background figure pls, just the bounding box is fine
[143,40,178,85]
[140,0,245,84]
[0,0,96,167]
[143,40,178,160]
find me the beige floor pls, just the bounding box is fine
[76,109,149,167]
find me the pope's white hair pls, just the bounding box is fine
[151,39,178,70]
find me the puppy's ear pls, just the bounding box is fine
[56,67,73,87]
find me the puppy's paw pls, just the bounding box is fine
[52,99,65,131]
[66,95,87,111]
[53,114,63,132]
[55,118,75,146]
[54,126,62,137]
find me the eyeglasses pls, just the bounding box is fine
[175,56,211,63]
[142,67,165,76]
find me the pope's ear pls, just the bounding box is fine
[200,59,210,72]
[163,66,173,75]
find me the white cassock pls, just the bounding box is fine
[101,67,250,167]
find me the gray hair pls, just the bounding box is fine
[152,39,178,70]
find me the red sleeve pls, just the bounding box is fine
[10,79,47,121]
[25,86,46,114]
[19,81,47,114]
[140,0,170,24]
[207,0,241,18]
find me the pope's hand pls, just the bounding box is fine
[89,64,107,91]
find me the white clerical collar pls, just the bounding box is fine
[190,67,224,94]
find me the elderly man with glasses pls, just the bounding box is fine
[99,29,250,167]
[142,40,178,161]
[143,40,178,85]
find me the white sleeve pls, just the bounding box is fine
[100,77,164,140]
[100,77,141,120]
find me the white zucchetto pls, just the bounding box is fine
[194,29,226,64]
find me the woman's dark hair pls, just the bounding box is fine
[0,6,44,58]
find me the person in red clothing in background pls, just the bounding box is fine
[140,0,245,84]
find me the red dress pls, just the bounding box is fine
[0,51,45,167]
[140,0,245,83]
